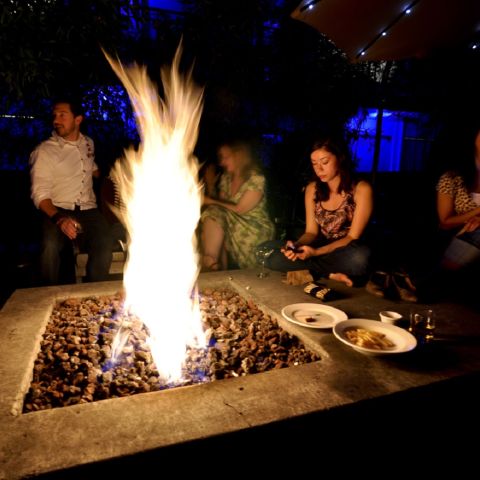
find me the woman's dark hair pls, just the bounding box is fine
[311,134,355,202]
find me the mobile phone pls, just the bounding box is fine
[286,245,303,253]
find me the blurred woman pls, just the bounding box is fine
[262,134,373,287]
[199,136,274,270]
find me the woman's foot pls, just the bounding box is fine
[329,272,353,287]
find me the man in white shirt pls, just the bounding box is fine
[30,99,112,284]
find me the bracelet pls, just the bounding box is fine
[50,212,66,225]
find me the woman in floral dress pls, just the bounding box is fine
[200,137,274,270]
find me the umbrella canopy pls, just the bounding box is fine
[291,0,480,62]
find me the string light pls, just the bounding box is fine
[299,0,478,60]
[354,0,421,60]
[300,0,322,13]
[299,0,421,59]
[0,114,35,119]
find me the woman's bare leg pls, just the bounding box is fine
[201,217,225,270]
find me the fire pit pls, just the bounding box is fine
[23,287,319,412]
[0,271,336,479]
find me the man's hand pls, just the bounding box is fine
[57,216,80,240]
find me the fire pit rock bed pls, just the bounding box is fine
[23,287,320,412]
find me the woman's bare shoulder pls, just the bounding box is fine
[354,179,372,194]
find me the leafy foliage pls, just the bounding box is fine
[0,0,143,104]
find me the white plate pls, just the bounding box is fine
[333,319,417,355]
[281,303,348,329]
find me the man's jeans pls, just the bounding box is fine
[40,208,112,285]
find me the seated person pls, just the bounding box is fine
[261,133,373,287]
[30,98,112,285]
[436,125,480,272]
[199,135,275,270]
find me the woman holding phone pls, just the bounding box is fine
[262,133,373,287]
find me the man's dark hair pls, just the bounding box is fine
[52,97,85,117]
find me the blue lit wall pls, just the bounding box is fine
[147,0,185,11]
[347,108,431,172]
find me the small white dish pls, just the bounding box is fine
[379,310,403,325]
[333,318,417,355]
[281,303,348,329]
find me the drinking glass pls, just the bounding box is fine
[409,309,436,343]
[424,309,436,342]
[255,247,274,278]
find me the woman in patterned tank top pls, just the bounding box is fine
[436,124,480,271]
[262,134,373,287]
[415,124,480,302]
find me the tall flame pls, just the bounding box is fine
[105,47,205,382]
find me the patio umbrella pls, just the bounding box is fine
[291,0,480,63]
[291,0,480,181]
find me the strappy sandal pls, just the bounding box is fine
[304,282,341,301]
[201,255,221,272]
[365,271,390,298]
[392,271,418,303]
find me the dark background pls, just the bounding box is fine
[1,0,480,306]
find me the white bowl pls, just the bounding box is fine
[333,319,417,355]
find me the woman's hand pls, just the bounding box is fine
[459,215,480,234]
[293,245,316,260]
[281,242,316,261]
[281,240,299,260]
[438,195,480,230]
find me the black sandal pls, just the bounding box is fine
[304,282,340,301]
